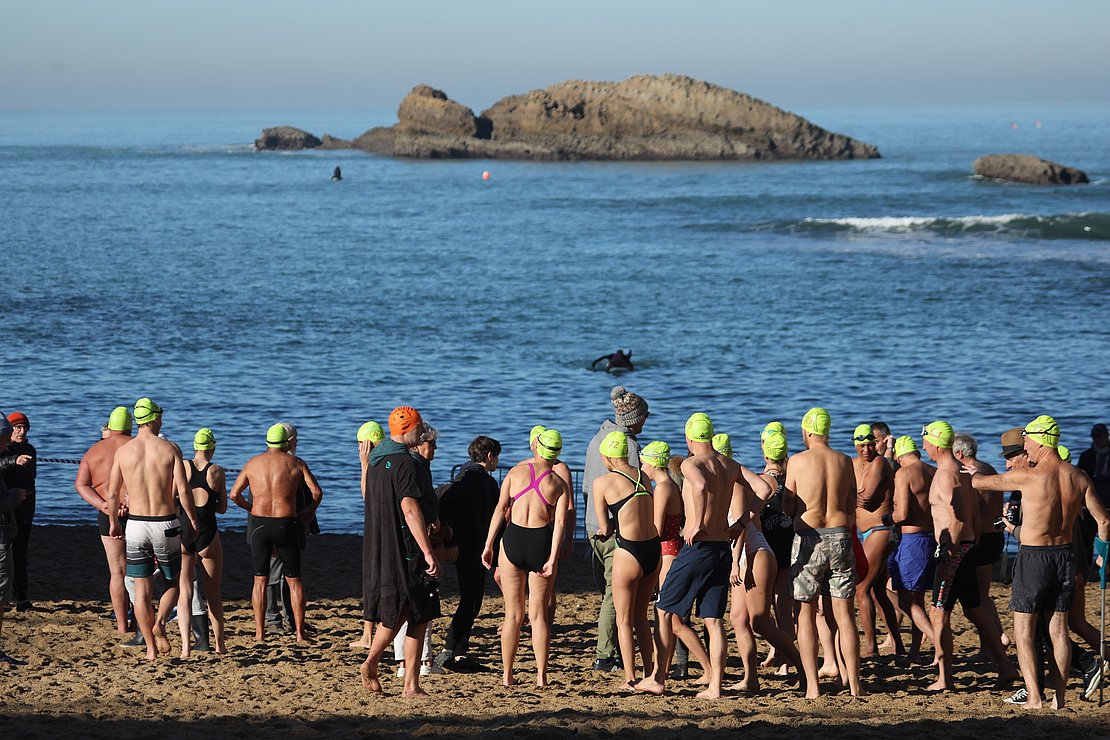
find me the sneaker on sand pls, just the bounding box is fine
[1083,656,1104,700]
[1004,687,1046,705]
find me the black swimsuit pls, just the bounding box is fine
[184,460,220,554]
[607,470,661,576]
[761,471,794,569]
[502,464,556,573]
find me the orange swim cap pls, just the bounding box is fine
[388,406,423,436]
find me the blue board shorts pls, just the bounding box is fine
[655,540,730,619]
[888,531,936,593]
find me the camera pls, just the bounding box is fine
[1004,502,1021,525]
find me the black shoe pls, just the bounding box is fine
[120,632,146,648]
[443,655,487,673]
[670,661,690,680]
[191,613,211,653]
[1083,657,1104,700]
[592,657,620,672]
[15,600,31,612]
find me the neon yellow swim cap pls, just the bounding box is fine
[893,435,917,458]
[761,431,787,461]
[853,424,875,447]
[685,412,714,443]
[357,421,384,443]
[193,428,215,451]
[134,397,163,425]
[712,433,733,458]
[1058,444,1071,462]
[922,420,954,449]
[801,408,830,437]
[266,423,290,448]
[537,429,562,460]
[640,440,670,468]
[761,421,785,440]
[107,406,133,432]
[529,425,546,446]
[600,430,628,459]
[1024,415,1059,449]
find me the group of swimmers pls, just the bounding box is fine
[5,397,1108,711]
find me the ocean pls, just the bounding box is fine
[2,103,1108,536]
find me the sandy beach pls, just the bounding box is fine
[1,524,1107,739]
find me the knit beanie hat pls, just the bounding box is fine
[611,386,649,428]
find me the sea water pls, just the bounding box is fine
[2,104,1108,535]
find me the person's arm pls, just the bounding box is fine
[400,496,439,578]
[653,480,667,541]
[75,456,109,513]
[593,476,612,539]
[228,467,251,512]
[556,462,575,558]
[890,470,910,525]
[729,519,745,587]
[212,466,228,514]
[727,481,750,539]
[174,449,196,521]
[482,475,513,569]
[783,464,801,519]
[0,452,32,470]
[741,465,772,501]
[965,467,1032,491]
[106,456,124,539]
[543,479,570,578]
[300,462,324,519]
[681,460,707,545]
[1082,475,1110,542]
[591,355,609,368]
[358,441,372,500]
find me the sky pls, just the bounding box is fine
[2,0,1108,111]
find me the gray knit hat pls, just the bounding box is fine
[611,387,649,428]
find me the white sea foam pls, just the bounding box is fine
[803,213,1032,230]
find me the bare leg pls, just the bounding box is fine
[152,576,179,656]
[286,576,309,642]
[696,617,727,699]
[498,550,526,687]
[897,590,935,660]
[402,621,429,698]
[1046,610,1071,710]
[729,583,759,691]
[963,605,1018,685]
[199,539,226,654]
[976,564,1009,651]
[831,596,863,696]
[634,566,658,681]
[101,536,130,633]
[612,550,641,686]
[529,571,554,687]
[133,576,158,661]
[360,607,407,693]
[252,575,267,641]
[927,607,955,691]
[178,553,194,659]
[747,552,802,679]
[1011,611,1041,708]
[634,609,676,695]
[1068,574,1100,651]
[797,600,821,698]
[817,596,840,679]
[351,621,373,649]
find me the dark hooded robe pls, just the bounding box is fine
[362,439,440,628]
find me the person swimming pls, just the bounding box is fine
[332,166,342,181]
[592,349,634,373]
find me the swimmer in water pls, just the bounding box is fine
[592,349,634,372]
[332,166,342,181]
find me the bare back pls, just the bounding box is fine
[893,457,935,533]
[785,443,856,531]
[504,459,567,528]
[1013,457,1087,546]
[112,432,186,518]
[595,466,657,541]
[929,456,977,545]
[234,449,312,518]
[680,451,740,541]
[78,434,132,497]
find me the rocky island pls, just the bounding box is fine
[255,74,880,161]
[973,154,1089,185]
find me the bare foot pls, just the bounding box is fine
[620,681,636,691]
[804,686,820,700]
[536,677,550,689]
[295,631,313,644]
[254,632,265,642]
[776,663,790,676]
[402,687,430,698]
[349,639,371,649]
[925,679,953,692]
[1022,698,1043,710]
[725,679,759,693]
[360,660,382,693]
[503,674,517,687]
[1001,632,1011,647]
[634,677,665,696]
[145,647,158,662]
[695,673,711,686]
[761,649,777,668]
[860,645,876,659]
[154,632,172,656]
[695,686,722,699]
[1049,693,1062,710]
[180,648,191,660]
[818,665,839,680]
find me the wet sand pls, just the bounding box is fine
[1,525,1107,738]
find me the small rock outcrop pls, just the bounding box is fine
[973,154,1088,185]
[254,126,322,151]
[268,74,880,161]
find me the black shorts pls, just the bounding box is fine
[98,511,127,537]
[1010,544,1075,614]
[248,515,303,579]
[655,541,731,619]
[933,542,980,611]
[976,531,1005,566]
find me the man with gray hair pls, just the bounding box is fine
[952,432,1009,654]
[583,386,649,672]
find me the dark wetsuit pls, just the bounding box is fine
[502,463,555,573]
[249,515,302,578]
[184,460,220,553]
[607,470,661,575]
